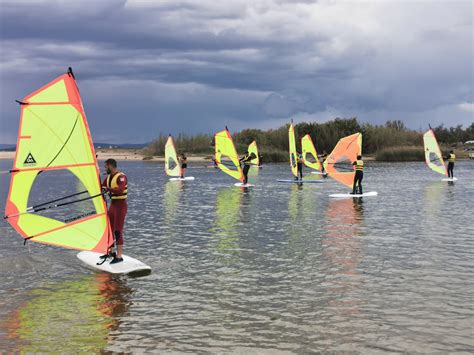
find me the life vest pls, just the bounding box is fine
[242,153,252,166]
[355,159,364,171]
[106,172,128,200]
[448,153,455,163]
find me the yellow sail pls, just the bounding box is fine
[423,129,447,176]
[165,135,180,176]
[323,133,362,188]
[248,140,259,166]
[4,68,113,252]
[214,127,244,182]
[288,121,298,177]
[301,134,321,171]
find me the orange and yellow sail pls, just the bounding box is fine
[214,127,244,182]
[301,134,322,172]
[4,68,113,252]
[423,129,447,176]
[165,135,180,177]
[323,133,362,188]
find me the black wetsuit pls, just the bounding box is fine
[446,153,455,178]
[352,159,364,194]
[296,154,303,180]
[319,154,327,173]
[240,153,256,184]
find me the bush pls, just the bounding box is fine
[375,146,424,161]
[143,118,473,159]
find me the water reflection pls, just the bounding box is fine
[323,198,364,319]
[162,181,185,232]
[1,273,132,352]
[212,187,246,263]
[324,198,364,273]
[286,184,319,253]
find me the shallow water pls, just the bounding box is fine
[0,160,473,353]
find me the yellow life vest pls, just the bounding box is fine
[355,159,364,171]
[106,172,128,200]
[448,153,455,163]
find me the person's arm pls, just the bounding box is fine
[107,175,127,195]
[352,161,357,166]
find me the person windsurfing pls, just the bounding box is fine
[239,150,256,185]
[179,153,188,178]
[295,152,304,180]
[351,155,364,194]
[445,150,455,178]
[101,158,128,264]
[319,150,328,175]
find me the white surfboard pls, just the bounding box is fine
[329,191,378,198]
[234,182,254,187]
[169,176,195,181]
[277,179,324,184]
[311,171,328,176]
[441,177,458,181]
[77,251,151,275]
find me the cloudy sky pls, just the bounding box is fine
[0,0,472,143]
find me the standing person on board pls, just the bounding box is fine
[351,155,364,194]
[445,150,455,178]
[239,150,255,185]
[101,158,128,264]
[295,152,304,180]
[179,153,188,179]
[318,150,328,175]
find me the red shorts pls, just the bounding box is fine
[108,199,128,245]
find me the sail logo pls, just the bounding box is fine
[24,153,37,166]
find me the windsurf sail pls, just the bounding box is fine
[248,140,259,166]
[323,133,362,188]
[165,135,180,177]
[301,134,322,171]
[288,121,298,177]
[214,127,244,182]
[423,129,447,176]
[4,68,113,252]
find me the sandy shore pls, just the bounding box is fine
[0,151,15,160]
[0,149,214,162]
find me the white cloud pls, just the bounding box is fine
[458,102,474,112]
[0,0,472,142]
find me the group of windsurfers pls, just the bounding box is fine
[101,150,456,263]
[293,151,328,181]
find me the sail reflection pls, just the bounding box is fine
[1,273,132,352]
[211,187,251,264]
[323,198,364,318]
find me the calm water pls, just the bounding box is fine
[0,160,473,353]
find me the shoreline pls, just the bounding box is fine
[1,149,470,162]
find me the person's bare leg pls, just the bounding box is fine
[117,244,123,258]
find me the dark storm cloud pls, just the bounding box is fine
[0,0,472,143]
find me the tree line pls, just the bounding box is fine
[144,118,474,162]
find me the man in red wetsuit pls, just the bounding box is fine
[101,158,128,264]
